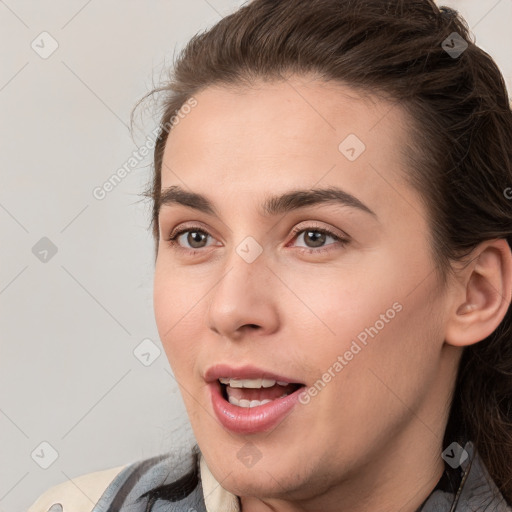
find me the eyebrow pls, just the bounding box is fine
[158,185,377,218]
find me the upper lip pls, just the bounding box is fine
[204,363,304,385]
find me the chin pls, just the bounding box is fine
[222,471,296,499]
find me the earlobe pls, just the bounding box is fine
[444,238,512,348]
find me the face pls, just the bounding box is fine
[153,76,459,506]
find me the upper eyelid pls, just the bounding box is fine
[166,221,219,241]
[291,221,346,233]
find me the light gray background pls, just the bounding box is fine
[1,1,511,511]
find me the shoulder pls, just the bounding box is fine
[26,449,206,512]
[27,464,129,512]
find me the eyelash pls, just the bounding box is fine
[164,223,349,256]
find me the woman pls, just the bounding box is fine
[28,0,512,511]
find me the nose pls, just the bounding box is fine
[206,249,280,341]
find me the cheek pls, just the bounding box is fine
[284,245,439,382]
[153,260,208,327]
[297,279,443,455]
[277,260,404,350]
[153,266,205,375]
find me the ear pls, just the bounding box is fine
[444,238,512,348]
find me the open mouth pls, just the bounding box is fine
[219,378,304,408]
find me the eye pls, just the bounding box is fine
[166,226,215,253]
[165,222,349,255]
[288,223,349,254]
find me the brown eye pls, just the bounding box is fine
[301,229,327,248]
[184,230,209,249]
[290,225,348,253]
[167,227,214,251]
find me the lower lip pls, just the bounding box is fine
[208,381,305,434]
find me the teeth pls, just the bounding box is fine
[218,377,289,388]
[228,396,274,407]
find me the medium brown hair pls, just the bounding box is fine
[133,0,512,505]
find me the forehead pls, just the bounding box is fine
[164,77,408,159]
[160,77,415,218]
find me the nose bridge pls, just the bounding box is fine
[212,237,267,307]
[221,231,268,285]
[206,236,279,336]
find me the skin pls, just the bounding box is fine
[153,75,512,512]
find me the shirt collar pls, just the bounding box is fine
[200,453,240,512]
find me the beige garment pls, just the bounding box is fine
[199,453,240,512]
[26,453,240,512]
[26,464,128,512]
